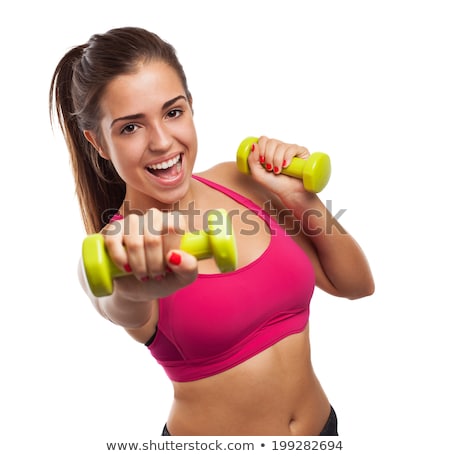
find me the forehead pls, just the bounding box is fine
[100,61,184,117]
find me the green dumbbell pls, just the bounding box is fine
[82,209,237,297]
[236,136,331,193]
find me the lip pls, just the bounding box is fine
[144,152,185,186]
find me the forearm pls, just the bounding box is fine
[98,290,154,328]
[78,261,153,328]
[284,193,374,299]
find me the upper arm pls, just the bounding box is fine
[288,230,342,296]
[262,192,343,297]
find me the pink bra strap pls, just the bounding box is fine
[192,175,273,226]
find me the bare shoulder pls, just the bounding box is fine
[197,161,271,206]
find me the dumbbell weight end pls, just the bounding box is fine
[82,234,124,298]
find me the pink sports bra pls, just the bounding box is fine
[147,175,315,382]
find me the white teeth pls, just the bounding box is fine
[149,154,181,170]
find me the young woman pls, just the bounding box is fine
[49,27,374,436]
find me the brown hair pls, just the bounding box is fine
[49,27,191,233]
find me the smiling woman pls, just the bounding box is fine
[49,26,374,436]
[85,61,197,210]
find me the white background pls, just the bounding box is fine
[1,1,449,454]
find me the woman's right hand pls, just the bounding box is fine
[102,208,198,302]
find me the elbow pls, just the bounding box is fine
[348,289,374,300]
[328,277,375,300]
[347,279,375,300]
[318,269,375,300]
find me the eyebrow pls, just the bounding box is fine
[109,95,188,128]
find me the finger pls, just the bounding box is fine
[279,144,311,170]
[121,213,147,279]
[135,250,198,299]
[164,210,187,251]
[261,137,290,173]
[271,143,292,174]
[165,249,198,287]
[102,218,130,274]
[141,209,168,281]
[246,139,265,176]
[257,136,275,171]
[296,145,310,159]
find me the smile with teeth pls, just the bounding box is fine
[146,154,183,180]
[148,154,181,170]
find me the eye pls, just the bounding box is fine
[120,123,139,135]
[166,109,183,119]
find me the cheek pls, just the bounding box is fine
[107,133,143,161]
[105,143,142,179]
[183,121,198,152]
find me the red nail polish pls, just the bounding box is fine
[141,276,150,282]
[274,166,279,173]
[251,143,255,152]
[266,163,272,171]
[124,263,132,273]
[282,160,287,168]
[259,156,265,164]
[169,252,182,265]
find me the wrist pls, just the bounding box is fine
[113,278,156,304]
[281,194,343,238]
[280,191,322,218]
[100,281,154,326]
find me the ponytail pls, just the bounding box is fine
[49,45,125,234]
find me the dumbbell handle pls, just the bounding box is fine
[237,136,331,193]
[83,231,216,279]
[82,209,237,297]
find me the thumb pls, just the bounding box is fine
[247,141,265,176]
[166,249,198,286]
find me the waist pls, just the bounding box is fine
[167,328,330,435]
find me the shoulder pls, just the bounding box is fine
[197,163,318,265]
[196,161,272,207]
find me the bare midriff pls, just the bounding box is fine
[166,326,331,436]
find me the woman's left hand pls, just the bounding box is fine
[247,136,313,206]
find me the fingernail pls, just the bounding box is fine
[274,166,279,173]
[169,252,182,266]
[259,156,265,164]
[141,276,150,282]
[124,263,132,273]
[251,143,255,152]
[153,274,165,282]
[266,163,272,171]
[282,160,287,168]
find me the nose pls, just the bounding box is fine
[148,123,173,153]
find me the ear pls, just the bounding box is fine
[83,130,110,160]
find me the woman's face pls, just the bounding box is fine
[89,61,197,210]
